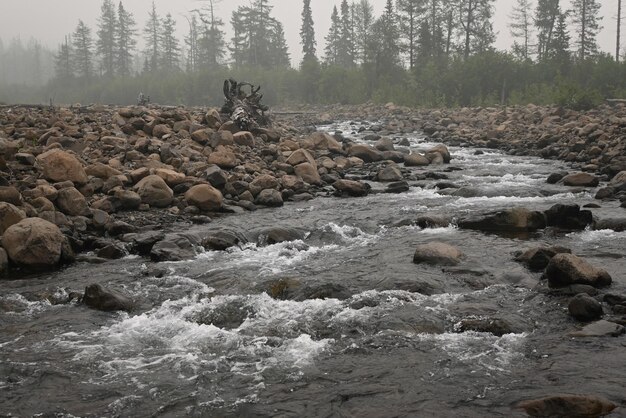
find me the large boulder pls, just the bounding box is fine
[306,132,343,153]
[544,204,593,230]
[0,202,26,235]
[459,208,546,232]
[333,179,370,197]
[1,218,66,269]
[348,144,383,163]
[568,293,603,322]
[151,233,201,262]
[0,186,23,205]
[515,246,571,271]
[83,283,134,312]
[425,144,451,163]
[404,153,430,167]
[413,242,464,266]
[134,175,174,208]
[295,162,321,185]
[56,187,89,216]
[208,150,238,169]
[517,395,617,417]
[377,166,403,182]
[36,149,88,184]
[287,149,316,166]
[562,172,600,187]
[185,184,223,211]
[255,189,283,207]
[545,254,612,288]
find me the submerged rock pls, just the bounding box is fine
[517,394,617,417]
[413,242,464,266]
[568,293,603,322]
[569,320,626,338]
[514,246,571,271]
[82,283,134,312]
[544,204,593,230]
[459,208,546,233]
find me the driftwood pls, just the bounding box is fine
[221,78,270,130]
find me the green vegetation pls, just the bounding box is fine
[0,0,624,108]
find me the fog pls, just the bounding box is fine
[0,0,620,64]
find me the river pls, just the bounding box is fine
[1,120,625,417]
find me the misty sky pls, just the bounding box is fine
[0,0,621,63]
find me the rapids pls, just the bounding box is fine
[1,121,625,417]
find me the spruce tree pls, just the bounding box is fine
[72,20,94,79]
[185,15,200,72]
[96,0,117,77]
[353,0,374,64]
[397,0,426,69]
[338,0,355,67]
[54,35,73,80]
[535,0,560,61]
[372,0,401,71]
[571,0,603,60]
[324,6,341,65]
[459,0,495,59]
[115,1,137,77]
[160,13,181,71]
[300,0,317,63]
[143,2,160,73]
[197,1,226,68]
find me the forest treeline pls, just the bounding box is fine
[0,0,624,109]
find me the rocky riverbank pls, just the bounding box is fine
[0,102,624,275]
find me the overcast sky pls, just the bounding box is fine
[0,0,621,63]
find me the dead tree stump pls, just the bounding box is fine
[221,78,270,130]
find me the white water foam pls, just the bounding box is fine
[567,228,626,243]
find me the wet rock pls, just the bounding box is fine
[121,231,165,255]
[255,188,283,207]
[415,215,452,229]
[546,284,598,297]
[348,144,383,163]
[385,181,410,194]
[404,153,430,167]
[376,165,403,182]
[546,171,567,184]
[0,248,8,275]
[97,244,126,260]
[413,241,464,266]
[293,282,351,301]
[202,229,246,251]
[569,320,626,337]
[1,218,67,269]
[514,246,571,271]
[36,149,88,184]
[333,179,370,197]
[425,144,451,163]
[594,218,626,232]
[456,318,517,336]
[305,131,343,153]
[568,293,603,322]
[113,189,142,211]
[545,254,612,288]
[105,220,137,236]
[562,172,600,187]
[286,149,316,166]
[185,184,223,211]
[0,202,27,234]
[134,175,174,208]
[204,165,228,189]
[517,394,617,417]
[254,227,306,245]
[150,233,200,262]
[56,187,89,216]
[83,283,134,312]
[459,208,546,232]
[544,204,593,230]
[0,186,22,205]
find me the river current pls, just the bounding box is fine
[1,121,625,417]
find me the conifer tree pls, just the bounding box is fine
[197,0,226,68]
[353,0,374,64]
[54,35,73,80]
[185,15,200,72]
[571,0,603,60]
[96,0,117,77]
[535,0,560,61]
[338,0,355,67]
[300,0,317,63]
[397,0,426,69]
[143,2,160,72]
[459,0,495,59]
[115,1,137,77]
[324,6,341,64]
[160,13,181,71]
[73,20,94,79]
